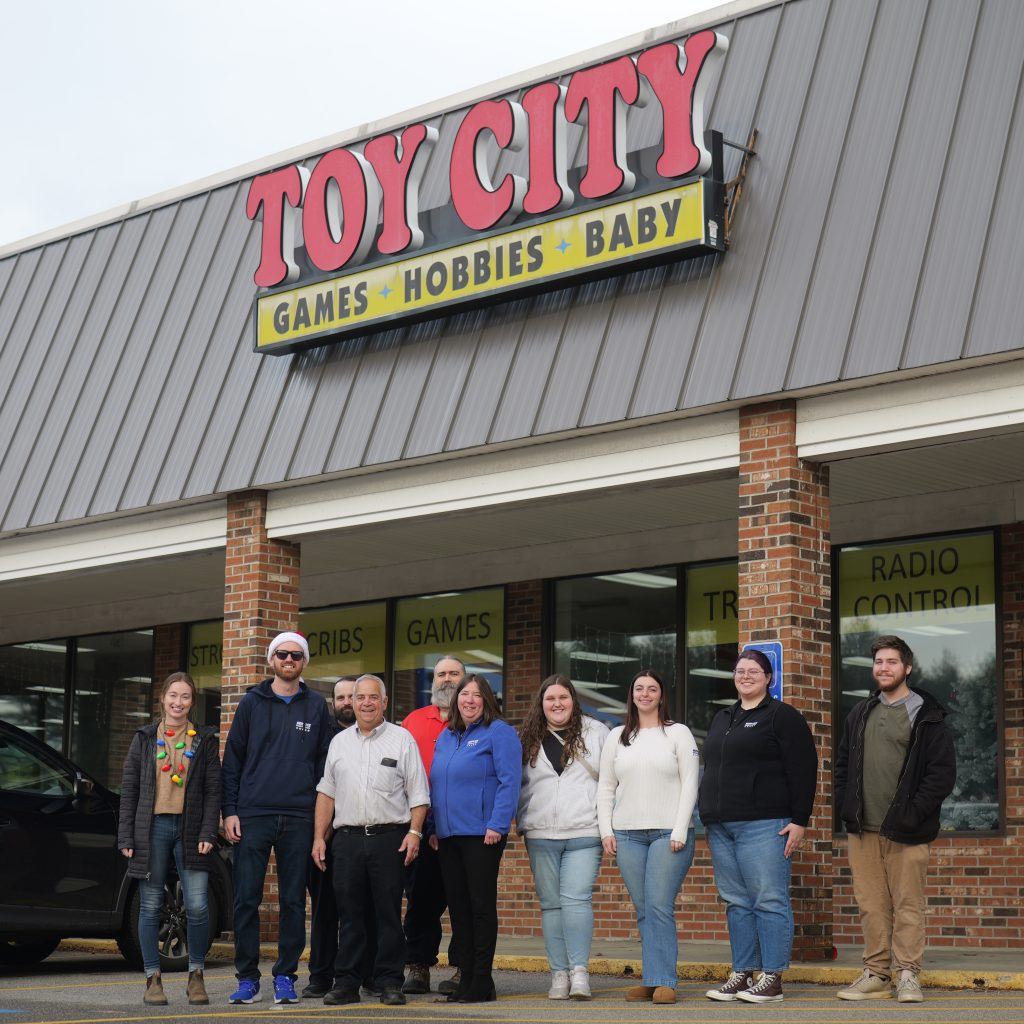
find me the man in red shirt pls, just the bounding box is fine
[400,655,465,995]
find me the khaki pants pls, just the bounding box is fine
[847,832,930,977]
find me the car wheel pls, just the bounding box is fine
[0,936,61,966]
[118,879,220,973]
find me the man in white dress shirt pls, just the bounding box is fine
[312,674,429,1007]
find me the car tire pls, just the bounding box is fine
[117,879,219,973]
[0,936,61,966]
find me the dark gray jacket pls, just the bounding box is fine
[117,722,221,877]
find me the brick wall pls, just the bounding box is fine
[221,491,301,942]
[737,402,833,960]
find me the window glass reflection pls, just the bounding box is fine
[0,641,68,750]
[837,532,998,832]
[70,631,154,792]
[552,568,677,727]
[685,561,739,746]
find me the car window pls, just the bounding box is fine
[0,735,76,797]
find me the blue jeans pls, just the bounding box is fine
[613,828,695,987]
[138,814,209,975]
[233,814,313,981]
[526,837,602,971]
[706,818,794,973]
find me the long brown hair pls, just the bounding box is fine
[519,675,587,768]
[620,669,672,746]
[447,674,502,732]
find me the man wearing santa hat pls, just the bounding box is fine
[222,631,335,1006]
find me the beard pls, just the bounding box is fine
[335,707,355,727]
[431,681,458,710]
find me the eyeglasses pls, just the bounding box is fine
[734,669,766,679]
[274,650,304,661]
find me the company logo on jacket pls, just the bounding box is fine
[295,721,312,732]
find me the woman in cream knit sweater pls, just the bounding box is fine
[597,670,699,1005]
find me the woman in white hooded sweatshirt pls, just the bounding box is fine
[518,675,609,1000]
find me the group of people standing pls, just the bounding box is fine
[116,630,956,1007]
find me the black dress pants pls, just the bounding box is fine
[402,838,450,967]
[331,828,407,991]
[437,835,507,998]
[306,854,376,988]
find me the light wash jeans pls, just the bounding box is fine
[706,818,794,973]
[613,827,695,987]
[525,836,603,971]
[138,813,209,975]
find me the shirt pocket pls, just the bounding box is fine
[372,757,402,796]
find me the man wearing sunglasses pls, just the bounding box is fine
[222,631,335,1006]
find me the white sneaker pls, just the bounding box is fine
[896,970,924,1003]
[568,966,592,1000]
[548,970,570,999]
[837,969,892,1000]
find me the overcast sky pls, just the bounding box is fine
[1,0,718,248]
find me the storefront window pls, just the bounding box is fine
[393,588,504,721]
[299,603,387,699]
[685,561,739,745]
[186,620,223,727]
[70,630,154,792]
[552,568,677,727]
[0,640,68,751]
[837,531,999,832]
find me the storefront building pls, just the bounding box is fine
[1,0,1021,955]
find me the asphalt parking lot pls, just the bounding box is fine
[2,951,1024,1024]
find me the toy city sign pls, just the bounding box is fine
[248,29,728,353]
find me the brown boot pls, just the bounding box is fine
[652,986,677,1004]
[144,973,168,1005]
[625,985,656,1001]
[187,969,210,1005]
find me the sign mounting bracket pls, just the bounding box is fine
[723,128,758,247]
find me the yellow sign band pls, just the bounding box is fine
[256,180,710,351]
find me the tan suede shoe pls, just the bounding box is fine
[652,986,677,1004]
[187,969,209,1005]
[625,985,656,1001]
[144,973,168,1006]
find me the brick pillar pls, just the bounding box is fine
[221,490,301,943]
[502,579,543,726]
[494,580,543,935]
[997,523,1024,933]
[738,402,832,961]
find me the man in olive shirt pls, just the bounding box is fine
[835,635,956,1004]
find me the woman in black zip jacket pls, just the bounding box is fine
[697,650,817,1005]
[118,672,221,1007]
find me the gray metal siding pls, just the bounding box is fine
[3,0,1024,535]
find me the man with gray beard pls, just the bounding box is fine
[400,656,465,995]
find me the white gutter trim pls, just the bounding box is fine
[0,500,227,582]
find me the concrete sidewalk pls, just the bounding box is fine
[60,935,1024,990]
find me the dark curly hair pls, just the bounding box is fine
[519,675,589,768]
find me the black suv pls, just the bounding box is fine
[0,719,232,970]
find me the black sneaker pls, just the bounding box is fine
[706,971,756,1001]
[300,982,330,999]
[736,972,784,1003]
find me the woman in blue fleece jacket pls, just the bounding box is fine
[430,674,522,1003]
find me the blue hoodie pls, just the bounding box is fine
[222,678,334,820]
[431,718,522,838]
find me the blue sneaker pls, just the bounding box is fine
[229,979,261,1004]
[274,976,299,1005]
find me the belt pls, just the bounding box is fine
[335,822,409,835]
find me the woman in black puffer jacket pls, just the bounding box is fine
[118,672,221,1007]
